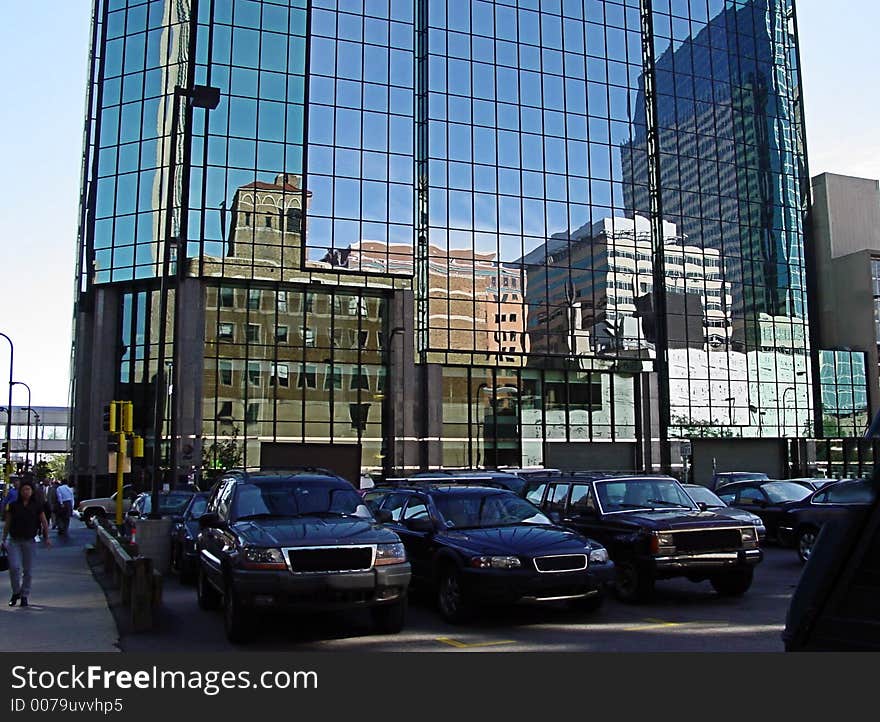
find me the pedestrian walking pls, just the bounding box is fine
[55,480,75,536]
[47,480,59,529]
[1,480,51,607]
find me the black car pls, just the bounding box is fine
[711,471,770,491]
[523,474,762,601]
[196,469,411,643]
[170,492,209,583]
[776,478,875,562]
[715,480,812,542]
[363,484,614,622]
[401,470,529,495]
[682,484,767,542]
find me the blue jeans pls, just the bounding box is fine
[7,538,36,597]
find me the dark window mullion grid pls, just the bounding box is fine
[195,7,215,277]
[127,2,150,282]
[271,288,279,442]
[356,290,364,444]
[328,290,336,442]
[466,365,473,467]
[563,368,570,443]
[607,371,614,442]
[155,7,174,278]
[208,285,222,466]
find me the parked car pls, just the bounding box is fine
[123,490,196,544]
[522,474,762,601]
[711,471,770,490]
[75,484,137,528]
[715,480,812,542]
[363,483,614,622]
[776,478,875,562]
[195,469,411,643]
[170,492,210,583]
[786,477,836,491]
[682,484,767,541]
[394,470,529,495]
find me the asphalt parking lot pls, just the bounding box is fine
[117,546,802,652]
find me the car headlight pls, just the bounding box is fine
[589,547,609,564]
[241,546,286,570]
[470,555,522,569]
[740,527,758,546]
[650,531,676,554]
[375,542,407,566]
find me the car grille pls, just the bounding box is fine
[286,546,374,573]
[534,554,588,573]
[671,529,743,553]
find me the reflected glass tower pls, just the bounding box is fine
[71,0,815,483]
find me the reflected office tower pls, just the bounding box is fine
[523,215,732,360]
[72,0,816,485]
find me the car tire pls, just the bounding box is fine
[437,567,471,623]
[615,562,655,603]
[710,568,754,596]
[569,589,605,614]
[371,594,407,634]
[197,565,221,611]
[797,526,820,564]
[223,582,253,644]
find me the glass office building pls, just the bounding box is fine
[71,0,815,482]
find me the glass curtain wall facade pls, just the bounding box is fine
[73,0,813,478]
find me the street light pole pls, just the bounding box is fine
[0,332,13,479]
[11,382,31,472]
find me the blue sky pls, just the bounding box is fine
[0,0,876,407]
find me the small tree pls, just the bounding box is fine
[201,426,243,473]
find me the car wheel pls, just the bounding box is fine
[797,526,820,564]
[615,562,655,603]
[437,567,471,623]
[197,565,221,611]
[371,594,407,634]
[223,582,253,644]
[569,589,604,614]
[710,568,754,596]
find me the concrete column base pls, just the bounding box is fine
[133,518,173,575]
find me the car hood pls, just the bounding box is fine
[609,509,748,530]
[77,497,114,508]
[710,507,763,525]
[441,524,590,556]
[229,517,400,547]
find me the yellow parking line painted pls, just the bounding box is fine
[623,621,683,632]
[436,637,516,648]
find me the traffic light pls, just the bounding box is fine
[132,435,144,458]
[122,401,133,434]
[102,402,117,433]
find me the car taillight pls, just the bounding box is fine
[130,525,136,544]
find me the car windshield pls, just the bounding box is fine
[762,482,812,503]
[433,492,551,529]
[685,486,725,507]
[596,478,697,513]
[141,492,194,516]
[231,480,371,521]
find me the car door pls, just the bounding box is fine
[396,494,435,583]
[200,480,234,587]
[565,483,612,546]
[734,486,778,535]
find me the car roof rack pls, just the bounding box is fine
[225,466,342,478]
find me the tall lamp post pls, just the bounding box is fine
[11,381,31,472]
[0,332,13,480]
[151,83,221,519]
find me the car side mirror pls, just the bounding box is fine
[199,512,221,529]
[404,517,435,533]
[697,502,708,511]
[548,511,562,524]
[374,509,392,524]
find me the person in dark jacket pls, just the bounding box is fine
[1,480,51,607]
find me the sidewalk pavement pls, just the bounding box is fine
[0,519,119,652]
